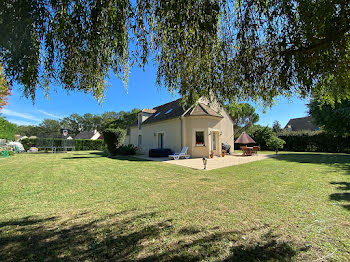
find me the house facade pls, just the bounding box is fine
[124,97,234,158]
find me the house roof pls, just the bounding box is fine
[75,131,97,139]
[185,103,223,118]
[142,108,156,114]
[131,99,223,126]
[284,116,317,131]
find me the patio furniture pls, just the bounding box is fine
[240,146,253,156]
[149,148,174,157]
[252,146,260,155]
[169,146,190,160]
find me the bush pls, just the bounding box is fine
[75,139,105,151]
[277,131,350,153]
[117,144,137,155]
[8,150,15,156]
[266,136,286,154]
[0,117,17,140]
[250,126,274,150]
[103,128,126,155]
[20,138,37,151]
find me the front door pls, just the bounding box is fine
[158,133,164,149]
[212,131,219,155]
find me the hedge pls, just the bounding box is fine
[75,139,105,151]
[20,138,105,151]
[277,131,350,153]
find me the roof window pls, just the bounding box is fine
[165,108,173,114]
[154,112,161,117]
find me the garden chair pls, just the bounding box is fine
[240,145,253,156]
[252,146,260,155]
[169,146,190,160]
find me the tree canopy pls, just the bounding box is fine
[16,108,140,136]
[0,116,17,140]
[272,121,282,133]
[0,65,10,109]
[308,97,350,136]
[1,0,350,105]
[224,103,259,137]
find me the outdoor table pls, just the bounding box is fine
[242,147,253,156]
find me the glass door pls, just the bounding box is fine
[212,132,217,154]
[158,133,164,149]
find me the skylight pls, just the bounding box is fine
[165,108,173,114]
[154,112,161,117]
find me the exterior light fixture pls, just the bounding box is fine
[202,157,208,170]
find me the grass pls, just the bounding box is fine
[0,151,349,261]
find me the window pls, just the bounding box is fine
[154,112,161,117]
[138,114,142,130]
[165,108,173,114]
[195,131,205,146]
[138,135,142,146]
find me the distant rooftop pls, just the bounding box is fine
[284,116,318,131]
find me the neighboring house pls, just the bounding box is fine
[75,130,102,140]
[284,116,319,131]
[124,97,234,158]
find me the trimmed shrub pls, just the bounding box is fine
[117,144,137,155]
[75,139,105,151]
[277,131,350,153]
[266,136,286,154]
[103,128,126,155]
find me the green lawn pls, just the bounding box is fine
[0,151,349,261]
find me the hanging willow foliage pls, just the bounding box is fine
[0,0,349,105]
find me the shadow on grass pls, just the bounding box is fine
[274,153,350,211]
[0,210,309,261]
[63,152,150,161]
[274,153,350,174]
[63,156,102,159]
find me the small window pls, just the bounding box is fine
[138,135,142,146]
[154,112,161,117]
[138,114,142,130]
[165,108,173,114]
[195,131,205,146]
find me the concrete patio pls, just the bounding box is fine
[135,153,275,170]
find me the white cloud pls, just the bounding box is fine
[37,109,62,119]
[1,109,42,122]
[6,119,36,126]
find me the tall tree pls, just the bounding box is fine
[106,109,140,131]
[61,114,84,135]
[39,119,62,136]
[224,103,259,137]
[81,113,102,131]
[272,121,282,133]
[0,115,17,140]
[308,98,350,136]
[0,64,10,109]
[16,125,41,136]
[1,1,349,105]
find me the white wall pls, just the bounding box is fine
[128,118,182,154]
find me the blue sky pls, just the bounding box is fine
[2,63,310,128]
